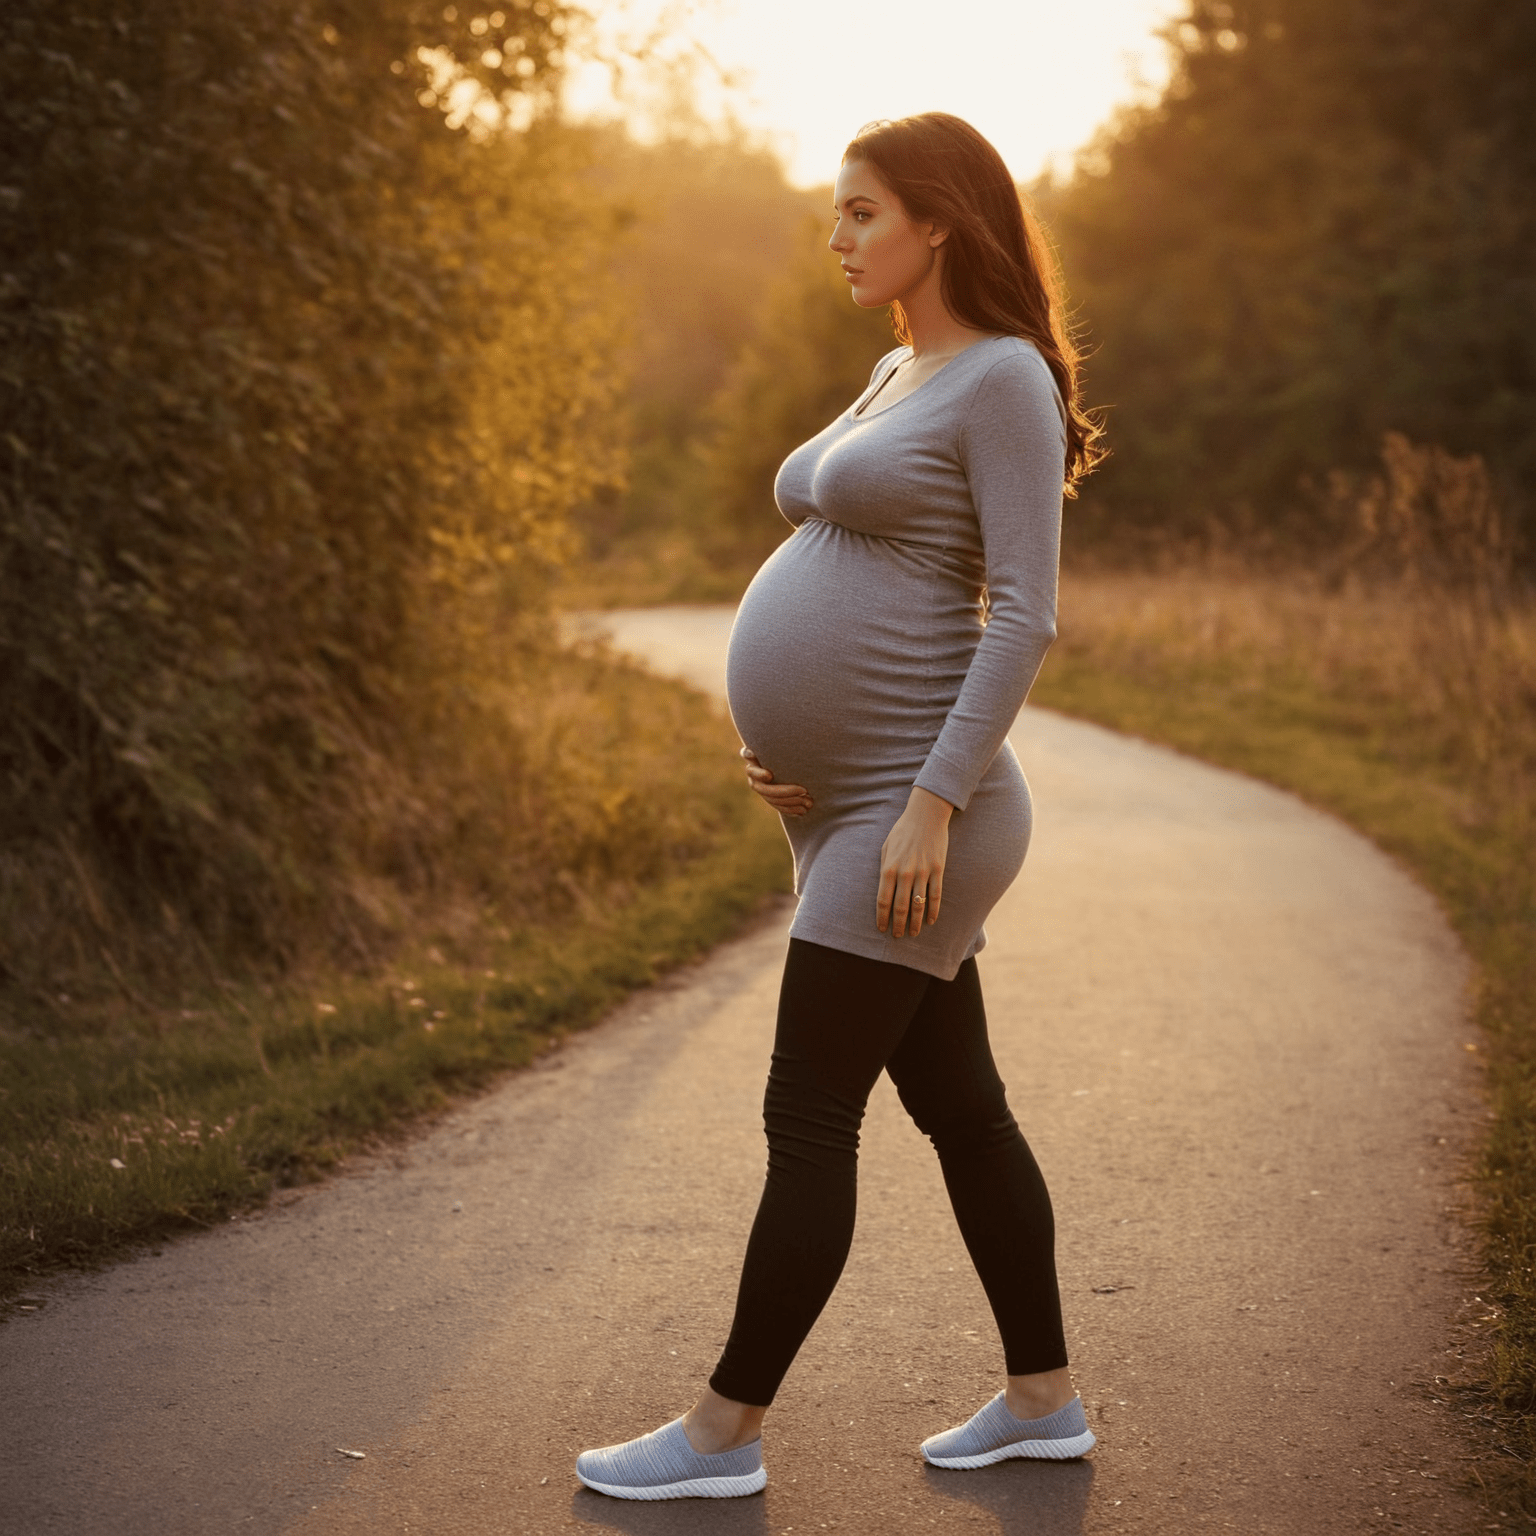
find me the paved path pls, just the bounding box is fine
[1,605,1487,1534]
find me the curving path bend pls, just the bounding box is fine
[0,604,1488,1535]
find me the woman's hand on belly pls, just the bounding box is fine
[741,746,813,817]
[877,785,954,938]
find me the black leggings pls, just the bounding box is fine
[709,938,1067,1407]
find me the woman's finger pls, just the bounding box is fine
[747,771,813,816]
[875,863,897,933]
[925,867,943,927]
[744,757,809,798]
[905,876,929,935]
[758,786,811,811]
[746,772,810,800]
[757,782,809,799]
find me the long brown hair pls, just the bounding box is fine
[844,113,1105,494]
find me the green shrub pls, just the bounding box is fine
[0,0,635,996]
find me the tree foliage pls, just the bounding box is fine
[700,217,895,568]
[572,127,825,563]
[1042,0,1536,554]
[0,0,631,991]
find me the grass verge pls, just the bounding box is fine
[1033,564,1536,1505]
[0,664,791,1302]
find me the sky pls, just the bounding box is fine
[565,0,1186,187]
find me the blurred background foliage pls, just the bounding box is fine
[1042,0,1536,558]
[3,0,1530,1018]
[572,0,1534,593]
[0,0,702,1006]
[566,125,892,599]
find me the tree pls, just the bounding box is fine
[1041,0,1536,555]
[0,0,624,983]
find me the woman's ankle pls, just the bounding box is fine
[682,1387,766,1454]
[1004,1367,1076,1421]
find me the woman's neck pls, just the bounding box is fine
[900,257,991,361]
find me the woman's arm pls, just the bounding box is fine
[912,348,1064,812]
[876,348,1063,941]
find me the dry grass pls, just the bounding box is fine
[1033,559,1536,1505]
[1050,562,1534,800]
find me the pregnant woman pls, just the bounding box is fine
[576,112,1104,1501]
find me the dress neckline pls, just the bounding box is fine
[849,334,1004,421]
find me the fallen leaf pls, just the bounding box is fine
[336,1448,366,1459]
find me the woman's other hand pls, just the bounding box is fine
[877,786,953,937]
[741,746,813,817]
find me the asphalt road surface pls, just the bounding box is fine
[0,605,1491,1535]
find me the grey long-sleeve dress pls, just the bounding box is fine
[725,333,1064,980]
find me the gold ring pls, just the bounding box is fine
[912,893,927,905]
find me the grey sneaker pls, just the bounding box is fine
[921,1392,1096,1468]
[576,1416,767,1500]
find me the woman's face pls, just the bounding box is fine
[830,157,944,310]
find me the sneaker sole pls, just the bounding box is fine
[922,1429,1097,1469]
[576,1467,768,1501]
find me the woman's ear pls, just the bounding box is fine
[928,224,951,249]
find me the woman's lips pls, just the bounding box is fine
[842,266,862,281]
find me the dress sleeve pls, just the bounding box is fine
[913,349,1064,812]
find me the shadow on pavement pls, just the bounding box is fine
[567,1462,1091,1534]
[923,1456,1094,1534]
[569,1489,769,1534]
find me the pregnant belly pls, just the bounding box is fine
[726,519,977,807]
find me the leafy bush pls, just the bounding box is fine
[0,0,640,997]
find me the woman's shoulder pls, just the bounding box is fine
[957,336,1066,447]
[964,334,1054,387]
[963,336,1063,416]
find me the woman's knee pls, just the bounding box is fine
[893,1068,1019,1155]
[763,1067,868,1171]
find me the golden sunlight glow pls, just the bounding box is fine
[568,0,1183,185]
